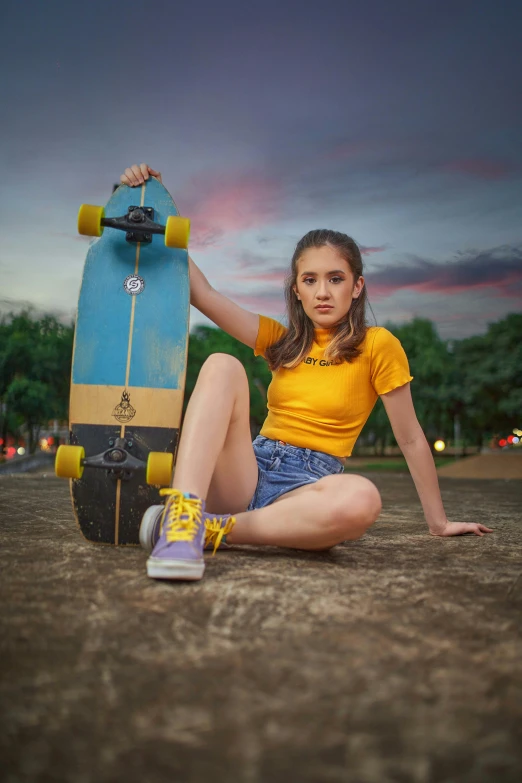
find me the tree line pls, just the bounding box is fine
[1,310,520,457]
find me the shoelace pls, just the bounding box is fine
[205,516,237,555]
[159,488,203,543]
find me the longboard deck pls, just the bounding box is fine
[69,178,189,545]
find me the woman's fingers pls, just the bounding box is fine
[461,523,493,536]
[120,166,141,187]
[147,166,162,183]
[131,164,145,184]
[120,163,162,187]
[433,521,494,537]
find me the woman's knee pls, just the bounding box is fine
[198,353,247,384]
[318,474,382,542]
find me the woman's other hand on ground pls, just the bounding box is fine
[120,163,162,187]
[430,521,494,537]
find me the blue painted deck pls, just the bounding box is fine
[73,178,189,391]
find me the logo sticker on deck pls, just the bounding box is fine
[123,275,145,295]
[112,390,136,423]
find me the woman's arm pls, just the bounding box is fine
[120,163,259,349]
[380,384,493,537]
[186,255,259,348]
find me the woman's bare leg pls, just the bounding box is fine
[226,474,382,550]
[170,353,381,550]
[172,353,258,511]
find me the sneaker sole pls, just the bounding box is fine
[139,505,164,552]
[146,556,205,581]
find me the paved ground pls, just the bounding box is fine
[1,471,521,783]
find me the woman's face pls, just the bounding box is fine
[293,245,365,329]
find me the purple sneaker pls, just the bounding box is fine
[140,496,236,556]
[146,489,206,580]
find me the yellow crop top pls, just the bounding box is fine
[254,315,413,458]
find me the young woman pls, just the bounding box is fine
[120,163,493,581]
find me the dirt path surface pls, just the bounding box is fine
[1,472,521,783]
[437,452,522,479]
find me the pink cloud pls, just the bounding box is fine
[226,291,285,315]
[179,171,283,249]
[324,141,373,161]
[360,245,388,256]
[367,246,522,300]
[235,270,286,284]
[442,158,513,180]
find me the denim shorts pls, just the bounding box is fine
[247,435,345,511]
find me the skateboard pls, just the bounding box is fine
[55,177,190,545]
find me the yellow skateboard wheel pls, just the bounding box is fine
[55,445,85,479]
[164,216,190,248]
[78,204,105,237]
[146,451,174,486]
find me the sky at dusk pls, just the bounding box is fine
[2,0,521,339]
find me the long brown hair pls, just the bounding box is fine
[265,229,368,371]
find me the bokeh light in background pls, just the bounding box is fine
[497,431,522,448]
[434,440,446,452]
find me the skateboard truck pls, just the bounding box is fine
[78,201,190,249]
[78,437,145,480]
[101,206,163,244]
[56,438,174,485]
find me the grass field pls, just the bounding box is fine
[345,456,454,472]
